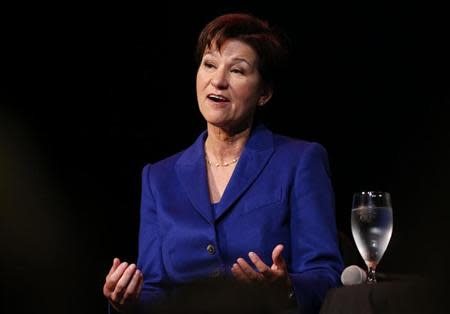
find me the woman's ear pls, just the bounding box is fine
[257,87,273,107]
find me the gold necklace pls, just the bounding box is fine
[205,156,239,167]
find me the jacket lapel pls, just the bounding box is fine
[175,125,275,224]
[175,131,214,224]
[214,124,274,221]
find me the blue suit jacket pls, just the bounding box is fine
[137,124,343,314]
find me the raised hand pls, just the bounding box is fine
[103,258,143,312]
[231,244,292,290]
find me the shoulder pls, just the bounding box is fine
[141,150,184,178]
[272,132,329,160]
[142,129,207,176]
[250,124,328,156]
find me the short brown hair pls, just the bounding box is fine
[196,13,289,91]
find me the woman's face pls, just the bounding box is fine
[196,39,271,130]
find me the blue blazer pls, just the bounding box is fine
[137,124,343,314]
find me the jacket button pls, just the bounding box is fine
[211,269,222,278]
[206,244,216,255]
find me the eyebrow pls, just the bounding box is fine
[231,57,251,66]
[203,53,252,66]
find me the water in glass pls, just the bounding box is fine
[351,191,393,283]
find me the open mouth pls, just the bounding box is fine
[207,94,230,103]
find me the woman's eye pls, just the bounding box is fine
[203,62,215,69]
[231,68,244,74]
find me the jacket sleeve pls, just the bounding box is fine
[136,163,168,312]
[289,143,344,314]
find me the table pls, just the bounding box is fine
[319,274,447,314]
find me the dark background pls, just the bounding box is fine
[1,1,448,313]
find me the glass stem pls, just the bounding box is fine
[367,266,377,284]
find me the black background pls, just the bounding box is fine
[1,1,449,313]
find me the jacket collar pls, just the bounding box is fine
[175,124,275,224]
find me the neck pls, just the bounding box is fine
[205,124,251,164]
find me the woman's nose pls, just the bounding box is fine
[211,69,228,89]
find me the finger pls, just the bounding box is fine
[111,264,136,302]
[231,263,251,283]
[120,269,142,305]
[248,252,272,277]
[107,258,121,279]
[272,244,287,270]
[136,272,144,297]
[104,262,129,293]
[236,258,263,281]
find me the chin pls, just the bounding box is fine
[207,120,230,128]
[201,111,229,126]
[204,116,232,128]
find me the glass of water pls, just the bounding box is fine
[351,191,393,283]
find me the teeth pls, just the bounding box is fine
[209,94,227,101]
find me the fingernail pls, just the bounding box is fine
[249,252,256,258]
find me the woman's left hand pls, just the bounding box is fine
[231,244,292,290]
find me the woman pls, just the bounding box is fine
[103,13,343,314]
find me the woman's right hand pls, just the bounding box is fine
[103,258,143,312]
